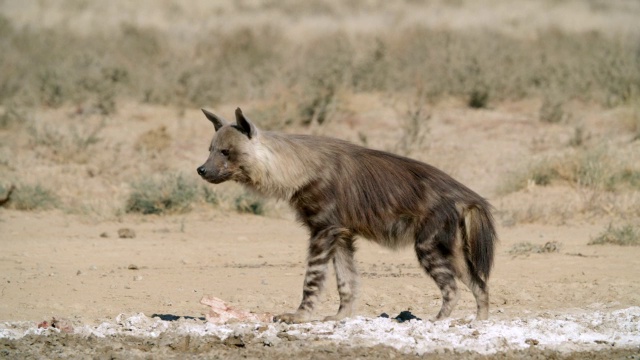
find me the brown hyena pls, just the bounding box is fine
[197,108,497,323]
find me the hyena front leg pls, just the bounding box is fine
[274,227,348,324]
[324,236,358,321]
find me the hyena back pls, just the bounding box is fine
[197,107,497,323]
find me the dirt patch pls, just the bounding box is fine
[2,334,639,360]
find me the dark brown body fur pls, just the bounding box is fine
[197,108,497,323]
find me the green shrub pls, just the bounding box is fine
[234,192,265,215]
[202,186,219,206]
[2,15,638,116]
[126,174,197,215]
[589,224,640,246]
[3,184,59,211]
[468,88,490,109]
[509,241,561,255]
[500,147,640,194]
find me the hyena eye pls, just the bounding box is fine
[220,149,230,156]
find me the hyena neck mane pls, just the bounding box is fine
[242,131,340,200]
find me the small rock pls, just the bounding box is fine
[224,335,245,347]
[133,275,143,281]
[118,228,136,239]
[128,264,139,270]
[525,338,539,346]
[100,232,109,238]
[76,270,82,276]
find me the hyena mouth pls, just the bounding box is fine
[204,177,227,184]
[202,173,231,184]
[197,166,230,184]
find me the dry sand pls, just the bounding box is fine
[0,1,639,356]
[1,207,640,358]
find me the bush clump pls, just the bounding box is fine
[589,224,640,246]
[126,174,197,215]
[1,184,59,211]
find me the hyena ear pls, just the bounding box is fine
[235,107,258,139]
[201,108,229,132]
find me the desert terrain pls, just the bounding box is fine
[1,0,640,359]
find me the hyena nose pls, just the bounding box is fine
[197,166,206,176]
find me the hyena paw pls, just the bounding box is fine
[323,314,348,322]
[273,312,309,324]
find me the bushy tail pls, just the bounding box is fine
[464,204,497,280]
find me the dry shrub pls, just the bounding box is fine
[234,191,265,216]
[500,146,640,194]
[1,14,638,117]
[27,118,105,164]
[589,224,640,246]
[135,126,172,154]
[1,183,59,211]
[125,174,197,215]
[509,241,562,255]
[393,88,431,157]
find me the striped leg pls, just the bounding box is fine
[457,263,490,320]
[324,237,358,321]
[274,227,347,323]
[415,228,460,321]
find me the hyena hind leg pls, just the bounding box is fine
[415,240,460,321]
[324,237,358,322]
[456,264,490,320]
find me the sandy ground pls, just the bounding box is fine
[1,0,640,357]
[1,207,640,358]
[1,98,640,359]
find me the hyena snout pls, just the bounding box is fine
[196,166,207,176]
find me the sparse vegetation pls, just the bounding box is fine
[539,96,566,124]
[126,174,197,215]
[234,192,265,216]
[589,224,640,246]
[500,146,640,194]
[202,186,219,206]
[0,11,638,114]
[1,184,59,211]
[394,89,431,157]
[27,118,105,164]
[1,1,639,222]
[509,241,562,255]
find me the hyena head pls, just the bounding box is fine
[197,107,258,184]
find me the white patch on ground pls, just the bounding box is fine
[1,307,639,355]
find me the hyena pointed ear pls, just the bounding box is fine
[235,107,258,139]
[201,108,229,132]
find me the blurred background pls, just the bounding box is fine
[0,0,639,231]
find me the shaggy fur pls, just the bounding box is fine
[197,108,497,323]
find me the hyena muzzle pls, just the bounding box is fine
[197,107,497,323]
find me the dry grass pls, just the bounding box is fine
[509,241,562,256]
[1,7,638,117]
[0,1,639,222]
[500,146,640,195]
[125,174,199,215]
[589,224,640,246]
[0,183,59,211]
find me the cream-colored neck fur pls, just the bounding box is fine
[244,133,322,200]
